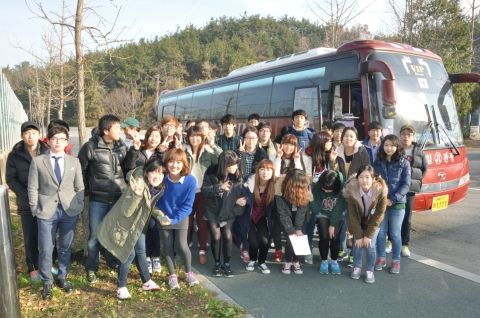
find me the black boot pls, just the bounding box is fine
[55,279,73,293]
[42,284,52,300]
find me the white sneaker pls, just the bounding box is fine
[116,287,131,299]
[401,246,411,257]
[365,270,375,283]
[246,261,255,271]
[282,262,292,274]
[292,261,303,274]
[168,274,180,290]
[142,279,160,291]
[258,263,270,274]
[152,258,162,272]
[146,257,152,274]
[186,272,199,287]
[385,241,392,254]
[351,267,361,280]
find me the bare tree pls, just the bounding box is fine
[306,0,375,47]
[100,86,144,118]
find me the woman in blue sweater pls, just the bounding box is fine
[373,135,411,274]
[156,148,199,289]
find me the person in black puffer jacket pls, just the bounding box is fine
[78,115,127,281]
[6,121,56,281]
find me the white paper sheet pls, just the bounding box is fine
[288,234,311,256]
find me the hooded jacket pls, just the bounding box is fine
[362,136,384,165]
[343,174,388,239]
[77,134,128,203]
[336,141,371,179]
[284,126,315,150]
[373,156,411,205]
[184,144,222,178]
[309,171,347,226]
[275,196,307,235]
[6,140,49,215]
[201,164,245,226]
[97,167,164,263]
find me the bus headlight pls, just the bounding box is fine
[458,173,470,186]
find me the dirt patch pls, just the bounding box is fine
[464,139,480,148]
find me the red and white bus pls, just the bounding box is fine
[158,40,477,211]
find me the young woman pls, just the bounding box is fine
[97,158,165,299]
[269,134,305,262]
[123,125,164,273]
[156,148,199,290]
[302,131,340,264]
[276,169,311,275]
[343,165,387,283]
[240,159,276,274]
[184,125,222,265]
[308,170,347,275]
[336,126,370,267]
[201,151,246,277]
[373,135,411,274]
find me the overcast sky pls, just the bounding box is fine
[1,0,470,68]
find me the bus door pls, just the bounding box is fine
[331,83,365,140]
[293,86,321,131]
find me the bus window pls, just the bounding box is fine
[212,83,239,118]
[321,91,329,121]
[191,89,213,120]
[160,95,177,118]
[176,93,193,120]
[236,77,273,118]
[271,66,327,117]
[294,87,320,130]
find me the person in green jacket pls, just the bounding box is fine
[308,170,347,275]
[97,158,165,300]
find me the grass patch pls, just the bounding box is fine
[8,193,245,317]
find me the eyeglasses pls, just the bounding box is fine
[163,124,176,128]
[50,137,68,142]
[259,129,271,133]
[244,137,258,140]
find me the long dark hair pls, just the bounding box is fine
[309,131,332,170]
[141,125,162,149]
[377,134,405,161]
[216,150,242,182]
[143,157,166,190]
[186,125,206,162]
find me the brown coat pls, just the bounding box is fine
[336,141,371,179]
[343,174,388,239]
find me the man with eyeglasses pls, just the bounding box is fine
[257,121,277,158]
[28,125,84,299]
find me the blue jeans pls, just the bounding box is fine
[377,208,405,261]
[84,201,118,272]
[352,228,380,271]
[37,205,78,284]
[339,212,348,252]
[118,231,151,287]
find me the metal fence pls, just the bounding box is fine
[0,69,28,154]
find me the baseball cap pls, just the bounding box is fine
[21,121,40,132]
[400,124,415,134]
[120,117,140,128]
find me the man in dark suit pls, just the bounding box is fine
[28,125,84,300]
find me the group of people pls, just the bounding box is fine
[6,108,427,301]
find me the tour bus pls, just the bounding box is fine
[157,40,477,212]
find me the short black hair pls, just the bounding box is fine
[332,122,346,132]
[220,114,236,125]
[318,170,342,195]
[242,125,258,136]
[322,121,333,130]
[91,127,100,136]
[186,120,195,126]
[210,120,220,131]
[98,114,120,137]
[368,121,383,131]
[248,113,260,122]
[291,109,308,120]
[47,125,69,140]
[48,119,70,132]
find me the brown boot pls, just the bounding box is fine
[199,253,207,265]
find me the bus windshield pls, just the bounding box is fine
[367,52,464,148]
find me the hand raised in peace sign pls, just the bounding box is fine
[238,139,245,152]
[276,147,283,159]
[131,178,144,196]
[293,147,302,159]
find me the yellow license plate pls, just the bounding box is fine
[432,195,449,211]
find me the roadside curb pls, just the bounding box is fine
[192,266,255,318]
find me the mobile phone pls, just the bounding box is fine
[157,215,170,223]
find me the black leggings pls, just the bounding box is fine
[316,217,344,261]
[207,221,233,264]
[282,211,299,262]
[248,218,270,264]
[272,210,282,251]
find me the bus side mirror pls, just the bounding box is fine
[382,79,397,118]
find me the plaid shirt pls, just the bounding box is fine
[215,134,243,151]
[244,151,255,175]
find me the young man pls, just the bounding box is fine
[6,121,58,282]
[215,114,243,151]
[120,117,141,150]
[78,115,128,283]
[284,109,315,150]
[321,121,333,135]
[398,124,428,257]
[42,119,75,156]
[362,121,383,165]
[247,113,260,127]
[257,121,277,158]
[28,125,84,300]
[332,122,346,149]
